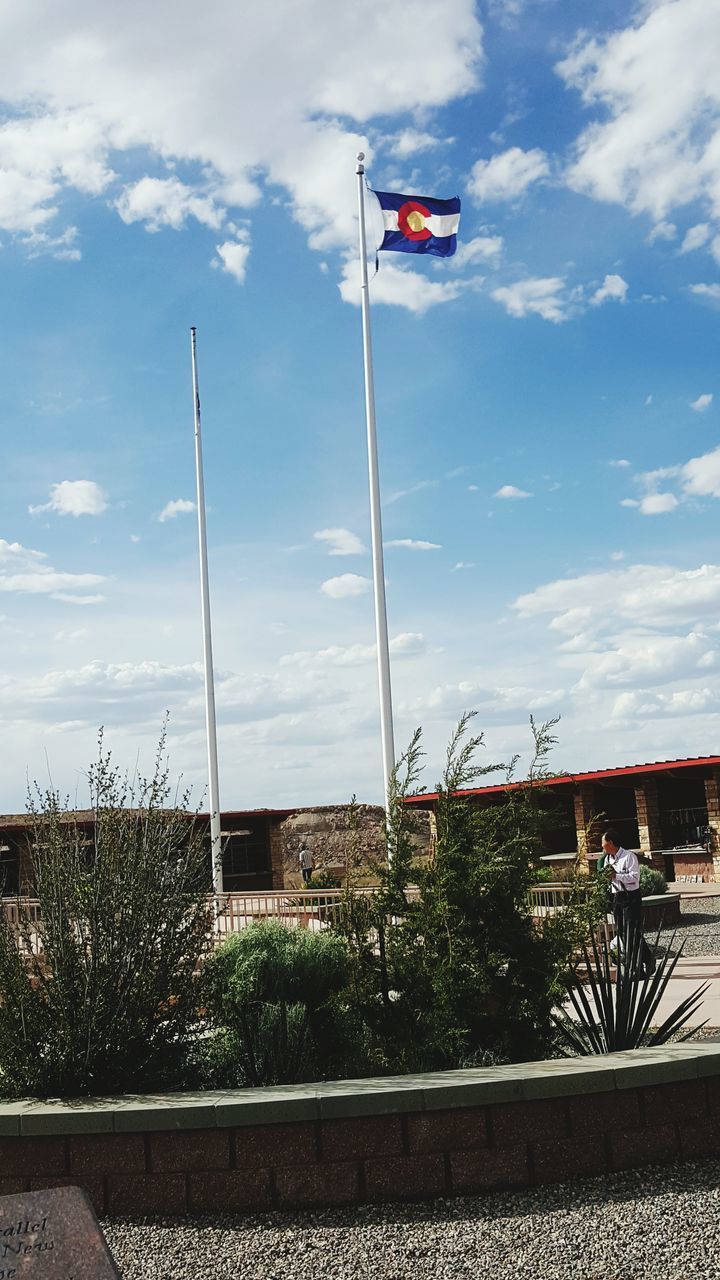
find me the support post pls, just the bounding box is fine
[355,153,396,821]
[190,327,223,896]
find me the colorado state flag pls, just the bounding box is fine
[374,190,461,258]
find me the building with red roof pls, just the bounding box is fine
[405,755,720,882]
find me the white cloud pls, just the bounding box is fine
[0,539,105,601]
[158,498,196,522]
[402,679,565,721]
[491,276,570,323]
[320,573,372,599]
[681,444,720,497]
[281,642,376,668]
[467,146,549,202]
[0,110,114,235]
[386,480,437,504]
[610,686,720,721]
[645,395,653,406]
[45,592,105,606]
[452,561,475,571]
[515,562,720,633]
[385,538,442,550]
[339,259,470,314]
[0,166,56,232]
[314,528,367,556]
[21,225,81,261]
[557,0,720,222]
[690,393,713,412]
[609,458,631,468]
[386,129,451,158]
[0,1,483,252]
[573,631,717,692]
[690,283,720,304]
[29,479,108,517]
[621,442,720,514]
[494,484,532,499]
[390,632,425,655]
[280,631,425,668]
[638,492,678,515]
[681,223,712,253]
[214,235,251,284]
[590,273,628,306]
[648,220,677,243]
[452,234,503,267]
[116,176,225,232]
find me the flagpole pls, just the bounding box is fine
[355,152,396,820]
[190,326,223,897]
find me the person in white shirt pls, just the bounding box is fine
[298,842,314,886]
[601,829,655,976]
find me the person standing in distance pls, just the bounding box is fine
[602,828,654,975]
[298,841,314,886]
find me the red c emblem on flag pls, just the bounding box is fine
[397,200,432,241]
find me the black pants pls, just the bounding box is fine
[612,889,655,975]
[301,867,312,885]
[612,887,642,940]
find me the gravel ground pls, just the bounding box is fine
[653,896,720,958]
[103,1160,720,1280]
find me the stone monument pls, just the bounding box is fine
[0,1186,119,1278]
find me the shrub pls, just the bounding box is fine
[337,715,605,1071]
[639,865,667,897]
[200,921,358,1086]
[306,870,341,890]
[532,865,556,883]
[0,731,213,1098]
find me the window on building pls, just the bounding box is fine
[220,823,272,890]
[0,834,20,895]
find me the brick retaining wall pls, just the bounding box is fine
[1,1046,719,1217]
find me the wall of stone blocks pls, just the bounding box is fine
[279,804,433,887]
[705,773,720,881]
[1,1046,719,1218]
[634,781,665,871]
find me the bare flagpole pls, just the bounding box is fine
[190,327,223,896]
[355,153,396,819]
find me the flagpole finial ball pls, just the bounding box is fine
[357,151,364,162]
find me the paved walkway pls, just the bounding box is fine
[653,955,720,1028]
[668,880,720,898]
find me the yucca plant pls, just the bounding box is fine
[554,924,708,1054]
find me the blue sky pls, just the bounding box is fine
[2,0,720,810]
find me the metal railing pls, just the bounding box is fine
[211,888,367,934]
[527,883,580,916]
[2,887,422,949]
[2,884,588,949]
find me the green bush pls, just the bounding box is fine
[307,871,341,890]
[336,715,605,1072]
[0,731,213,1098]
[532,865,556,883]
[639,865,667,897]
[200,921,360,1085]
